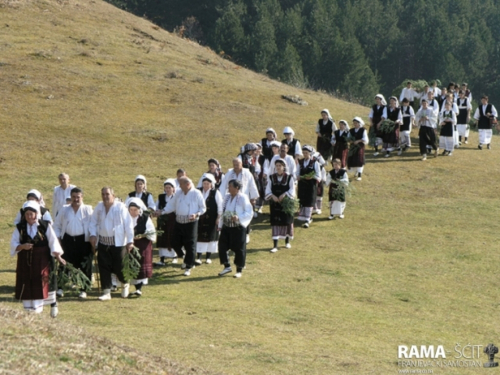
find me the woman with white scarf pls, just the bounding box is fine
[369,94,387,156]
[347,117,369,181]
[316,109,337,161]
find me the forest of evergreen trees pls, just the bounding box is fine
[106,0,500,105]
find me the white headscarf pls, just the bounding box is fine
[265,128,277,139]
[321,109,333,121]
[163,178,176,188]
[270,140,281,148]
[283,126,295,137]
[339,120,350,131]
[200,173,216,189]
[135,175,147,190]
[23,200,41,217]
[27,189,46,207]
[375,94,387,106]
[353,117,365,127]
[125,197,147,212]
[389,96,400,108]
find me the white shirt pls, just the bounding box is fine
[439,102,459,116]
[133,192,156,210]
[382,107,403,124]
[456,98,472,111]
[219,168,259,200]
[54,203,93,241]
[439,110,457,126]
[419,99,440,116]
[52,184,76,217]
[325,169,349,186]
[10,221,63,257]
[401,106,416,122]
[163,187,206,218]
[399,87,418,102]
[473,104,498,120]
[155,194,175,209]
[431,87,441,97]
[282,138,303,158]
[218,193,253,229]
[266,154,297,177]
[264,174,295,199]
[89,201,134,246]
[416,108,438,128]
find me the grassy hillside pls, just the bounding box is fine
[1,0,500,374]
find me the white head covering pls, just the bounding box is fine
[125,197,147,211]
[265,128,277,139]
[201,173,216,189]
[321,109,333,121]
[353,117,365,127]
[302,145,313,153]
[375,94,387,106]
[270,141,281,148]
[23,200,41,217]
[339,120,350,131]
[163,178,176,188]
[135,175,147,190]
[283,126,295,136]
[274,158,287,172]
[27,189,46,207]
[389,96,400,107]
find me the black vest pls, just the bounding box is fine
[16,220,49,247]
[349,127,365,141]
[440,111,454,137]
[239,153,255,174]
[261,138,274,159]
[282,138,299,157]
[456,98,469,124]
[386,107,401,122]
[134,214,149,236]
[371,105,385,123]
[478,104,493,129]
[333,129,348,148]
[318,119,334,137]
[401,106,412,131]
[128,191,152,208]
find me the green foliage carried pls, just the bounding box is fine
[122,247,142,281]
[379,120,396,134]
[54,262,92,292]
[281,196,300,216]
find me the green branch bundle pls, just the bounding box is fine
[53,262,92,292]
[135,230,164,239]
[281,196,299,216]
[379,119,396,134]
[331,181,355,199]
[300,171,316,180]
[122,246,142,281]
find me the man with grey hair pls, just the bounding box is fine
[163,176,206,276]
[89,187,135,300]
[52,173,76,217]
[219,158,259,244]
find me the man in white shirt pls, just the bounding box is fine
[163,177,206,276]
[416,99,439,160]
[89,187,135,300]
[52,173,76,217]
[217,180,253,278]
[267,144,297,177]
[399,81,418,106]
[54,187,93,299]
[474,95,498,150]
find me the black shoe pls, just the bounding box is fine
[111,285,117,292]
[478,144,482,150]
[487,144,491,149]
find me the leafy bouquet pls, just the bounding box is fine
[53,261,92,292]
[379,119,396,134]
[346,133,360,157]
[281,196,300,216]
[122,246,142,281]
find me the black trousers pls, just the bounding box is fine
[419,126,437,154]
[172,221,197,269]
[97,243,126,290]
[218,226,246,268]
[61,234,93,282]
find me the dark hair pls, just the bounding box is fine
[71,187,83,195]
[482,95,488,100]
[402,98,409,103]
[228,179,242,190]
[176,168,186,175]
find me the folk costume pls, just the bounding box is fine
[155,179,177,264]
[260,128,278,160]
[316,109,337,160]
[415,101,439,160]
[14,190,53,225]
[347,117,369,181]
[163,181,206,276]
[282,126,303,160]
[381,98,402,157]
[196,174,223,264]
[196,158,225,191]
[399,85,418,107]
[267,151,297,178]
[217,187,253,278]
[265,159,295,252]
[474,101,498,149]
[52,183,76,218]
[326,167,349,219]
[312,150,327,214]
[53,199,93,298]
[126,198,156,296]
[456,96,472,144]
[439,109,457,155]
[10,201,63,315]
[439,101,460,147]
[331,120,350,168]
[399,104,415,153]
[368,94,386,155]
[128,175,156,211]
[296,145,321,228]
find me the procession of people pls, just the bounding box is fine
[9,78,498,316]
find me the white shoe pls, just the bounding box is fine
[234,272,242,278]
[134,289,142,296]
[447,152,452,156]
[78,291,87,299]
[181,263,187,269]
[56,289,64,297]
[328,215,334,220]
[253,212,258,218]
[422,155,427,161]
[285,243,291,249]
[385,153,390,158]
[373,152,379,156]
[339,215,344,219]
[246,235,250,244]
[219,267,232,276]
[194,259,202,265]
[33,306,44,314]
[183,269,191,276]
[121,283,130,298]
[315,209,322,215]
[270,248,278,253]
[302,222,309,228]
[356,176,361,181]
[50,306,58,318]
[171,258,178,264]
[257,207,263,213]
[98,292,111,301]
[205,258,212,264]
[397,149,402,156]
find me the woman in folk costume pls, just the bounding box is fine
[296,145,321,228]
[347,117,369,181]
[398,98,415,155]
[331,120,349,168]
[312,148,327,215]
[265,159,295,253]
[327,159,349,220]
[195,173,223,265]
[260,128,278,160]
[129,175,156,211]
[474,96,498,150]
[197,158,225,191]
[316,109,337,161]
[369,94,387,156]
[282,126,303,162]
[439,101,457,156]
[10,201,65,316]
[253,144,265,215]
[262,141,281,177]
[14,189,53,225]
[456,90,472,145]
[126,197,156,297]
[381,96,402,158]
[238,143,258,174]
[154,179,177,266]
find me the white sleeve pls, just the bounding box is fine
[263,159,270,176]
[122,205,135,244]
[264,176,273,199]
[492,105,498,117]
[254,159,261,174]
[145,217,156,242]
[47,224,63,256]
[51,187,57,217]
[89,205,99,237]
[238,195,254,228]
[197,191,207,216]
[147,194,156,211]
[399,89,404,102]
[369,108,374,118]
[246,171,259,200]
[286,176,296,198]
[10,228,21,256]
[397,109,403,123]
[163,192,178,214]
[196,176,203,189]
[452,111,457,125]
[332,121,337,131]
[218,171,230,196]
[53,208,63,238]
[314,162,321,182]
[331,132,336,144]
[409,106,415,119]
[288,157,297,177]
[382,107,388,119]
[43,210,53,224]
[361,129,369,144]
[215,190,223,216]
[473,108,480,120]
[295,140,303,157]
[315,122,320,133]
[340,171,349,184]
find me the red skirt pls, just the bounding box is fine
[134,237,153,279]
[15,245,51,300]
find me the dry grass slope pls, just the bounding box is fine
[1,0,500,374]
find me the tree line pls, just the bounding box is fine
[106,0,500,106]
